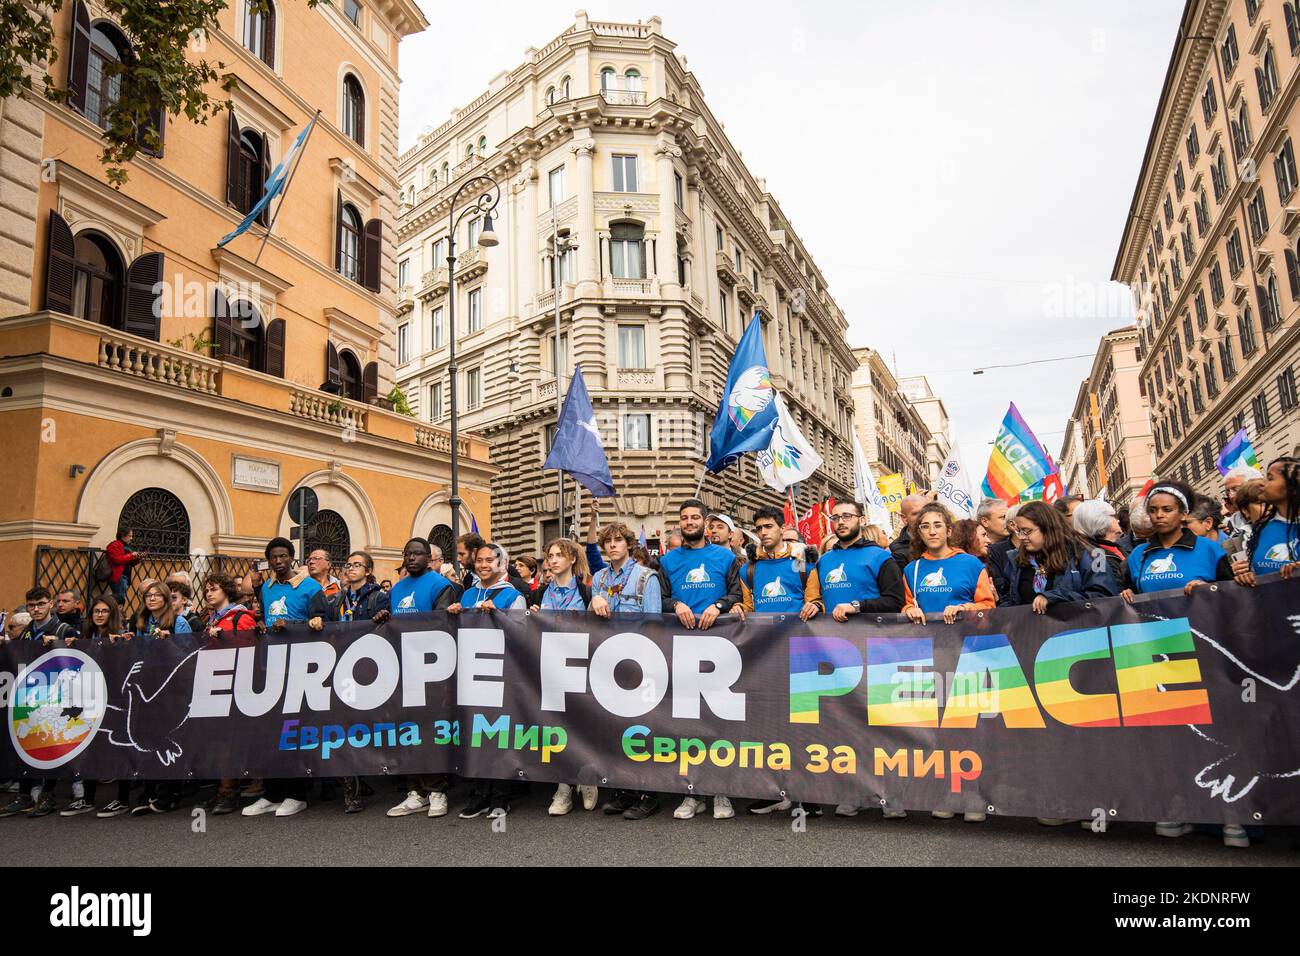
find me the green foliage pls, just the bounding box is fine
[0,0,319,186]
[387,384,416,417]
[167,330,216,355]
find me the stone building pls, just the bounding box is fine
[850,348,931,494]
[394,14,858,554]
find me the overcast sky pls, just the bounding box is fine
[399,0,1183,489]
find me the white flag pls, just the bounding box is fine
[756,394,823,492]
[852,433,893,529]
[935,446,977,518]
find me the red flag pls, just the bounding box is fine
[799,506,823,548]
[783,489,796,528]
[1137,478,1155,499]
[822,498,837,541]
[1042,474,1064,504]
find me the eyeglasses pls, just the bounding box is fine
[831,514,857,522]
[1013,527,1033,538]
[25,600,50,609]
[344,562,368,570]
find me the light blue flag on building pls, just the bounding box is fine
[218,113,318,247]
[543,366,616,498]
[705,312,779,473]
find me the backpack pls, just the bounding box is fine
[93,551,112,584]
[597,563,652,609]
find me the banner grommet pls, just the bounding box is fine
[1254,812,1263,821]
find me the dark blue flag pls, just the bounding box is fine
[543,366,616,498]
[705,312,778,473]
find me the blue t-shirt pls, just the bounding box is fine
[262,577,324,626]
[659,543,736,615]
[463,582,526,610]
[904,552,986,615]
[388,570,454,615]
[591,561,662,613]
[135,613,192,639]
[1251,517,1300,574]
[815,545,891,607]
[1128,535,1226,593]
[541,579,588,611]
[749,557,806,613]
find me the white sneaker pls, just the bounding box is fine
[883,808,907,819]
[274,797,307,817]
[387,790,429,817]
[548,784,574,816]
[931,810,955,820]
[578,785,599,811]
[673,796,706,819]
[712,795,735,820]
[427,792,448,818]
[834,804,860,817]
[1222,824,1250,848]
[241,797,281,817]
[963,812,987,823]
[747,797,793,815]
[1155,821,1194,838]
[486,806,508,820]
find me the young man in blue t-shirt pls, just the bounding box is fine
[657,498,742,822]
[386,538,460,616]
[243,537,322,820]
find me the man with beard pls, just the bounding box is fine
[658,499,742,821]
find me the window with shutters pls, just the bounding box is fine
[1240,306,1259,356]
[1195,191,1210,236]
[338,350,362,401]
[1211,150,1228,202]
[1206,355,1219,397]
[1227,228,1245,275]
[1186,125,1199,166]
[1181,223,1194,266]
[342,74,365,146]
[1248,191,1268,242]
[1171,251,1183,288]
[1221,339,1238,380]
[338,203,361,282]
[71,232,123,330]
[1179,391,1191,430]
[1253,390,1271,430]
[1257,44,1279,111]
[1202,77,1218,124]
[343,0,361,27]
[1223,24,1239,75]
[84,23,129,130]
[1191,374,1204,415]
[1183,312,1195,348]
[1280,367,1299,411]
[1173,334,1184,367]
[1276,138,1298,202]
[1209,259,1225,304]
[1174,162,1185,199]
[224,300,265,370]
[1231,101,1252,161]
[1163,195,1174,227]
[243,0,275,68]
[612,155,638,193]
[1265,273,1283,330]
[1191,450,1203,481]
[1288,1,1300,54]
[234,129,266,216]
[1195,291,1208,331]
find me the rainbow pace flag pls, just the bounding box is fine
[1215,428,1262,476]
[982,403,1056,504]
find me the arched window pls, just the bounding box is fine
[244,0,275,67]
[429,525,455,565]
[562,75,572,100]
[545,86,556,105]
[465,143,474,159]
[225,300,265,369]
[234,128,266,215]
[338,349,362,401]
[338,202,361,282]
[441,161,449,182]
[72,232,124,329]
[478,135,488,156]
[342,73,365,146]
[610,222,645,279]
[86,23,130,129]
[304,509,351,565]
[600,68,616,92]
[624,68,642,92]
[118,487,191,558]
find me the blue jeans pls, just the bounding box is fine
[112,576,128,603]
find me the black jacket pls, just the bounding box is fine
[889,527,912,574]
[986,537,1015,604]
[309,583,390,623]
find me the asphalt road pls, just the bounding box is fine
[7,783,1297,866]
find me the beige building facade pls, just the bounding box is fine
[394,14,858,555]
[1060,327,1156,507]
[898,375,951,488]
[0,0,497,610]
[1114,0,1300,500]
[850,349,931,494]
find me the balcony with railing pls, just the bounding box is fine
[420,267,450,300]
[2,311,490,463]
[600,88,648,106]
[455,247,488,282]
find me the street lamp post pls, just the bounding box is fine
[446,174,501,548]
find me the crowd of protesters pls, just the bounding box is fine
[2,456,1297,848]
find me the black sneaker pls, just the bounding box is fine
[130,803,152,817]
[209,794,239,816]
[59,798,95,817]
[623,794,660,821]
[458,796,491,819]
[344,794,365,815]
[149,797,178,814]
[0,795,35,818]
[487,798,509,820]
[96,800,130,818]
[30,793,57,818]
[602,790,636,815]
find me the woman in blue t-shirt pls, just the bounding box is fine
[1122,481,1233,601]
[902,504,998,624]
[540,538,591,611]
[1232,457,1300,587]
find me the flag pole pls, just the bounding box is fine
[253,110,321,269]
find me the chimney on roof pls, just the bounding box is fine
[575,9,589,30]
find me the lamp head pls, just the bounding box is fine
[478,214,499,248]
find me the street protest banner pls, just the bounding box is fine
[4,581,1299,824]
